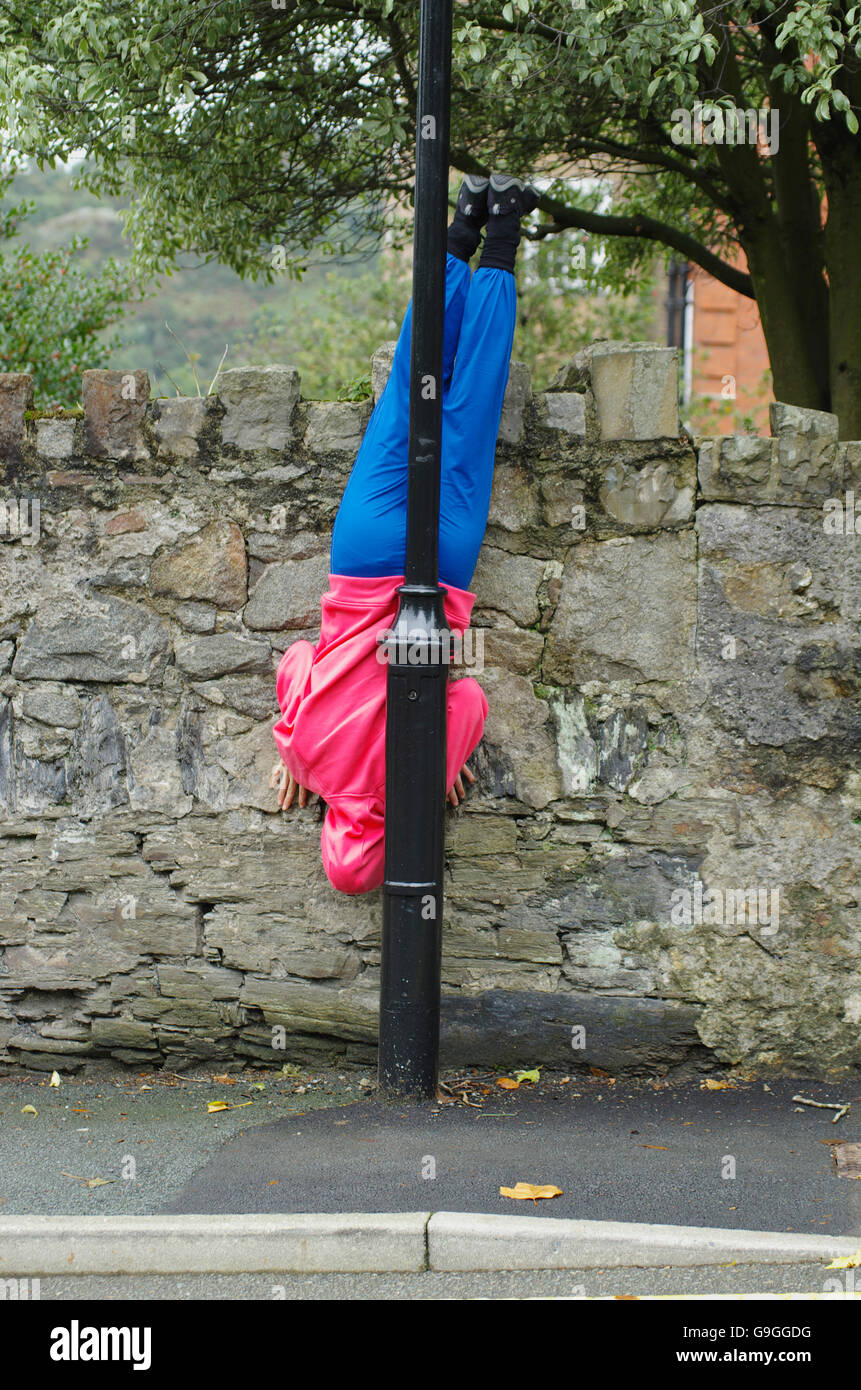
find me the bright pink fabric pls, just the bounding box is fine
[272,573,488,895]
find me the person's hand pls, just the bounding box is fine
[447,762,476,807]
[269,759,314,811]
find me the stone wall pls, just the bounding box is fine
[0,343,859,1078]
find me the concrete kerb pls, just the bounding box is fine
[426,1214,861,1272]
[0,1213,430,1275]
[1,1213,858,1275]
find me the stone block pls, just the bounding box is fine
[486,462,541,531]
[541,391,586,438]
[479,623,544,675]
[239,977,379,1042]
[698,435,777,502]
[544,531,697,683]
[91,1018,157,1049]
[497,361,531,445]
[769,401,841,500]
[218,365,301,450]
[35,418,76,460]
[21,686,82,729]
[589,343,679,440]
[12,597,170,684]
[305,401,370,455]
[154,395,217,460]
[174,602,217,634]
[371,341,397,403]
[696,502,861,746]
[0,373,34,455]
[150,520,248,610]
[471,547,545,627]
[174,634,272,681]
[599,455,694,528]
[82,370,150,460]
[243,554,329,631]
[477,667,563,809]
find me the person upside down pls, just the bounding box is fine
[270,172,538,894]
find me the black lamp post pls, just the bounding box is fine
[378,0,452,1100]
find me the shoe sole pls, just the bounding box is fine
[490,172,526,193]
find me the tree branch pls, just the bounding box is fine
[450,147,753,297]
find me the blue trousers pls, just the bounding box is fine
[330,253,517,591]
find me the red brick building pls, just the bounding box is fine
[665,255,773,434]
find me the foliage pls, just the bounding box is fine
[0,2,852,277]
[0,170,137,403]
[233,256,411,400]
[1,3,859,418]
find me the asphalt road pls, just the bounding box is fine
[164,1075,861,1235]
[0,1067,363,1215]
[19,1261,860,1301]
[2,1068,858,1238]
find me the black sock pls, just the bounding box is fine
[476,212,521,273]
[447,208,484,263]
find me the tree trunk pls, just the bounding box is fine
[820,148,861,439]
[743,223,831,417]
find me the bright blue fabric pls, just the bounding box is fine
[330,253,517,590]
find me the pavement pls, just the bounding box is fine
[159,1075,861,1234]
[1,1065,859,1292]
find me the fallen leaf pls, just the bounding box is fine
[21,1105,37,1116]
[825,1249,861,1270]
[496,1077,520,1090]
[211,1074,236,1085]
[49,1071,61,1088]
[435,1088,457,1105]
[642,1145,669,1150]
[701,1079,735,1091]
[61,1172,116,1189]
[515,1069,541,1085]
[832,1143,861,1179]
[207,1100,252,1113]
[500,1182,563,1203]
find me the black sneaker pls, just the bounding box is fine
[455,174,490,224]
[488,172,539,219]
[447,175,491,262]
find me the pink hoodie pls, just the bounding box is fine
[272,573,488,895]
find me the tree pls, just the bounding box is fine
[0,170,137,403]
[1,3,859,428]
